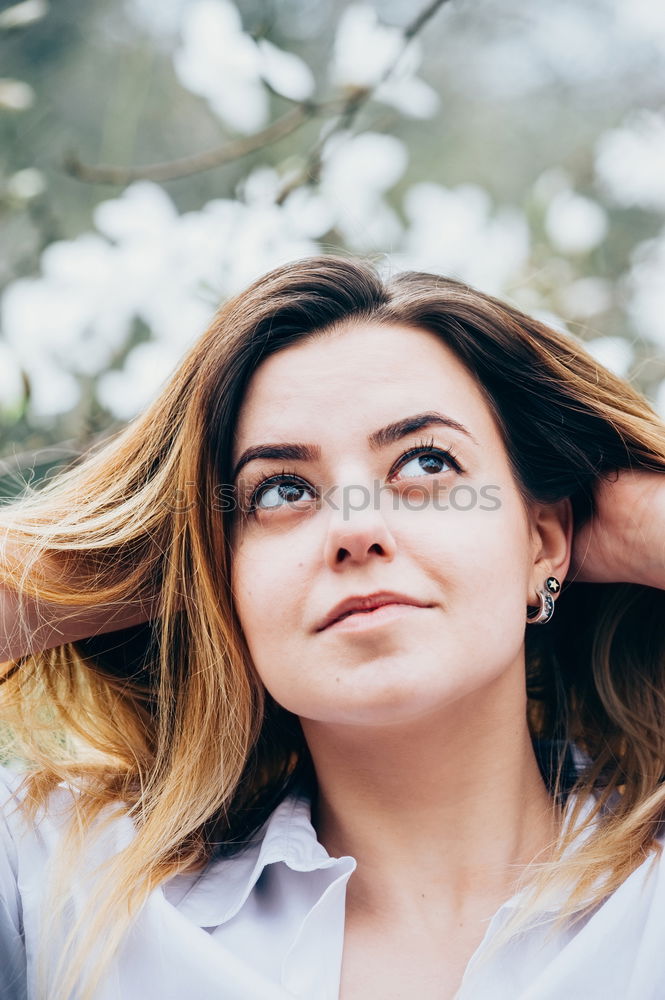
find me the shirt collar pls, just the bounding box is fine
[161,792,355,927]
[160,743,610,928]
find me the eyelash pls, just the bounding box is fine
[243,437,464,514]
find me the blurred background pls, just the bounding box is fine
[1,0,664,491]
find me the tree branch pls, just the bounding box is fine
[404,0,453,42]
[64,103,319,185]
[64,0,453,188]
[275,0,452,203]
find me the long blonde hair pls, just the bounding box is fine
[2,255,665,998]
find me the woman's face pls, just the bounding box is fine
[230,321,565,728]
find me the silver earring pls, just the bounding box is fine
[526,577,560,625]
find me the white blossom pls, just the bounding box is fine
[281,185,336,240]
[173,0,313,133]
[330,4,439,119]
[173,0,266,133]
[318,131,408,251]
[256,38,315,102]
[544,190,608,255]
[94,179,177,242]
[595,111,665,212]
[26,367,81,419]
[96,341,184,421]
[3,235,135,379]
[0,0,47,30]
[0,79,34,111]
[239,165,335,239]
[625,227,665,349]
[6,168,46,201]
[0,179,324,417]
[331,4,403,89]
[396,183,530,296]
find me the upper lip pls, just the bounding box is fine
[316,591,433,631]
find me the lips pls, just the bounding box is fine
[316,591,433,631]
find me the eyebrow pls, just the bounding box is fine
[232,411,478,481]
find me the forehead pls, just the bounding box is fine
[232,322,499,455]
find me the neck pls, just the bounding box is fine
[301,668,561,921]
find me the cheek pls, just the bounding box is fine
[417,485,529,565]
[231,545,263,651]
[417,497,532,625]
[231,538,307,678]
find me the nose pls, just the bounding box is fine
[322,493,398,569]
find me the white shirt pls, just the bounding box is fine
[2,760,665,1000]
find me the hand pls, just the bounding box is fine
[568,469,665,588]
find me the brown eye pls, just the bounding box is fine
[392,446,462,481]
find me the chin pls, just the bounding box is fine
[301,683,459,729]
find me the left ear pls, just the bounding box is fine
[527,498,574,603]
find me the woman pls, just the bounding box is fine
[1,255,665,1000]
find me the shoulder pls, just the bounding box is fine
[0,761,136,913]
[0,761,87,858]
[0,762,140,997]
[0,762,22,899]
[0,762,42,886]
[0,761,75,897]
[0,763,33,1000]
